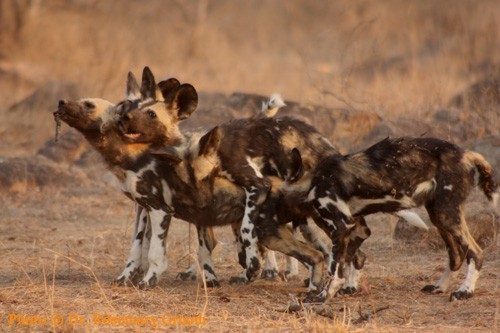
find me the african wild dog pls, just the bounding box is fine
[55,67,202,287]
[288,137,498,301]
[54,68,329,291]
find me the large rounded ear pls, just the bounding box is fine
[140,66,156,100]
[126,72,141,100]
[289,148,304,182]
[158,78,180,101]
[198,126,221,157]
[167,83,198,120]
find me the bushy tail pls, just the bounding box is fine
[464,151,498,206]
[395,210,429,230]
[260,93,286,118]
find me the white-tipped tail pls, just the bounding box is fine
[395,210,429,230]
[261,93,286,118]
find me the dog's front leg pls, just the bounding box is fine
[138,209,171,288]
[114,204,148,286]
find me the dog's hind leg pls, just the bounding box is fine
[421,200,461,295]
[449,206,483,301]
[422,201,483,300]
[260,225,324,292]
[176,226,220,287]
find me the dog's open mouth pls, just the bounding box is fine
[124,132,141,140]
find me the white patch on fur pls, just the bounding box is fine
[413,178,437,198]
[219,170,235,182]
[261,93,285,118]
[491,192,498,207]
[395,210,428,230]
[285,257,299,278]
[455,261,479,294]
[343,262,361,290]
[122,171,139,196]
[241,189,259,271]
[317,196,351,217]
[307,186,317,202]
[246,156,264,178]
[263,251,278,271]
[139,209,169,285]
[197,232,217,282]
[444,184,453,191]
[306,266,319,291]
[327,264,346,298]
[79,98,115,122]
[161,180,173,206]
[139,161,157,176]
[116,207,149,281]
[433,265,458,292]
[268,159,282,178]
[349,195,416,215]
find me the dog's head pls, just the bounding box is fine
[54,98,115,133]
[116,67,198,148]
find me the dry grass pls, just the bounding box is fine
[0,186,498,332]
[2,0,499,114]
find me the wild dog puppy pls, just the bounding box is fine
[290,137,498,301]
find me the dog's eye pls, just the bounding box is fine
[84,101,95,109]
[147,110,157,119]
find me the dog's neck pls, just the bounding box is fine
[81,127,152,172]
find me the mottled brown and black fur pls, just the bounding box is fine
[116,75,341,285]
[54,68,328,291]
[296,136,498,301]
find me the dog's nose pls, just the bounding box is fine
[58,100,66,107]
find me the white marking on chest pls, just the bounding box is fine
[122,171,140,197]
[307,186,317,202]
[444,184,453,191]
[121,161,157,198]
[161,180,173,206]
[246,156,264,178]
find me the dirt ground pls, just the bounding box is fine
[0,185,499,332]
[1,1,499,332]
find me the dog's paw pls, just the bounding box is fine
[261,269,279,281]
[421,284,444,294]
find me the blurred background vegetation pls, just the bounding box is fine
[0,0,498,156]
